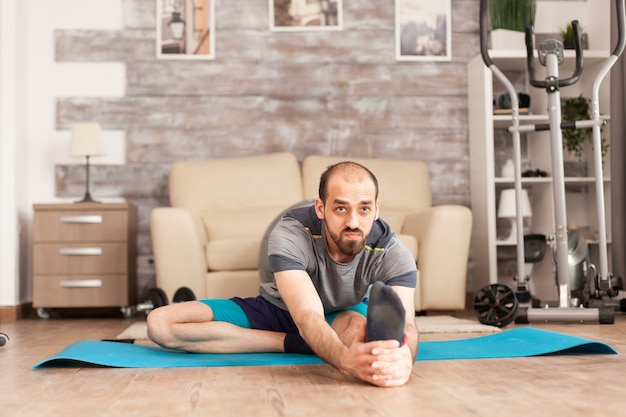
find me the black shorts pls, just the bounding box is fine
[198,296,367,333]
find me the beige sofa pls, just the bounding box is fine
[150,152,472,312]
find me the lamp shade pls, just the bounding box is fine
[69,123,105,158]
[497,188,532,218]
[169,12,185,40]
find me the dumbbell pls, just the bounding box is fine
[0,332,8,347]
[136,286,196,314]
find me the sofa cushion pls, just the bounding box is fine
[169,152,303,211]
[168,152,304,273]
[202,207,293,271]
[201,207,288,241]
[378,210,409,235]
[396,234,418,261]
[206,238,260,271]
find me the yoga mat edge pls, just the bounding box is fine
[32,327,617,369]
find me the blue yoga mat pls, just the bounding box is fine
[32,327,617,369]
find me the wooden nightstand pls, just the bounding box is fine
[32,202,137,319]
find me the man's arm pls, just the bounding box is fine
[275,270,417,386]
[275,270,398,382]
[274,270,351,364]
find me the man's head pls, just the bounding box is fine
[315,161,380,262]
[318,161,379,203]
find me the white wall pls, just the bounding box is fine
[535,1,610,50]
[0,0,22,306]
[0,0,126,306]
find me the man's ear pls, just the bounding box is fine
[374,198,380,220]
[314,198,324,220]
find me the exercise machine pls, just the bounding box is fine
[474,0,625,326]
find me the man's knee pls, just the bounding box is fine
[146,306,174,347]
[332,311,366,338]
[146,301,215,349]
[346,313,366,331]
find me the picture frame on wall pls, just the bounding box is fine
[270,0,343,32]
[395,0,452,61]
[156,0,215,60]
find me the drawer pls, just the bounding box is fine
[33,210,129,243]
[33,242,128,275]
[33,275,129,307]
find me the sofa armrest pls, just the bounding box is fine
[402,205,472,311]
[150,207,208,300]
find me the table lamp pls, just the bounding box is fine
[497,188,532,242]
[69,122,105,203]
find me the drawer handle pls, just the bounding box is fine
[60,279,103,288]
[59,247,102,256]
[60,215,103,224]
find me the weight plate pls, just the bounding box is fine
[172,287,196,303]
[473,283,518,327]
[146,287,169,309]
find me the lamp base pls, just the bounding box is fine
[75,191,101,204]
[499,218,519,243]
[74,155,101,204]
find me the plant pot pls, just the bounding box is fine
[491,29,527,50]
[563,160,588,177]
[563,33,589,50]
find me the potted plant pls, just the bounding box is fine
[562,95,608,162]
[560,22,588,49]
[489,0,537,49]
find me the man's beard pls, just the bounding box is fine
[327,226,366,257]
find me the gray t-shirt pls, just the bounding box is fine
[259,204,417,314]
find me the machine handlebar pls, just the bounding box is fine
[480,0,626,86]
[525,20,583,88]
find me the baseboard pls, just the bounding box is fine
[0,303,34,322]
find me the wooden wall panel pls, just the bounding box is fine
[55,29,155,62]
[123,125,468,166]
[216,0,274,30]
[123,0,155,29]
[55,0,481,296]
[125,62,468,96]
[57,96,468,129]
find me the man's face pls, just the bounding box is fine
[315,172,379,262]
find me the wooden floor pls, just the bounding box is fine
[1,310,625,417]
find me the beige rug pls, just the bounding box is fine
[117,322,150,340]
[116,316,499,341]
[415,315,500,334]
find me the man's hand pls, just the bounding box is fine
[369,333,415,387]
[340,321,414,387]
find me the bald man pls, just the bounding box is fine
[147,161,419,387]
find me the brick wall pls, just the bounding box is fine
[54,0,480,297]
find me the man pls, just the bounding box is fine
[147,161,419,387]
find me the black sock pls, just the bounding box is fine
[365,281,405,345]
[284,333,314,355]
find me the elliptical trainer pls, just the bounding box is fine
[473,0,625,327]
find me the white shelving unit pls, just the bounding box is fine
[468,49,612,301]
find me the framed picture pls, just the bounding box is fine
[395,0,451,61]
[270,0,343,32]
[156,0,215,60]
